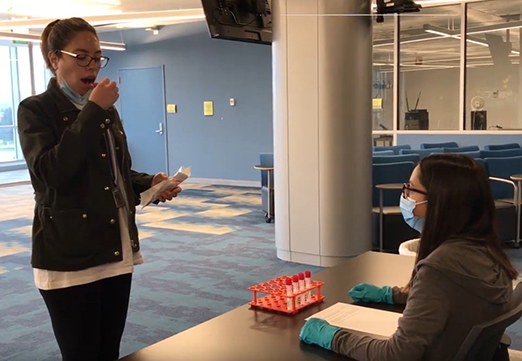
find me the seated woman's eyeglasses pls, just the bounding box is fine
[402,183,428,198]
[57,50,110,68]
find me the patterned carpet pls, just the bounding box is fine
[0,183,321,361]
[2,183,522,360]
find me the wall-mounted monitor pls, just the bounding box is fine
[201,0,272,45]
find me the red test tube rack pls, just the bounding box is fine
[248,273,325,314]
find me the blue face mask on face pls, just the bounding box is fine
[399,195,427,233]
[59,78,91,106]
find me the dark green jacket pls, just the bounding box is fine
[333,239,513,361]
[17,78,153,271]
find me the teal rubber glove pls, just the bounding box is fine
[348,283,394,304]
[299,318,342,351]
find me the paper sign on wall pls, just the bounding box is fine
[167,104,177,113]
[204,101,214,116]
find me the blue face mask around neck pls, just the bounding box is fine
[399,195,426,233]
[59,78,91,106]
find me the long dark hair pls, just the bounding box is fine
[414,154,518,280]
[40,18,98,74]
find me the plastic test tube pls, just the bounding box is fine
[298,273,305,305]
[292,275,300,307]
[285,277,293,311]
[305,270,312,302]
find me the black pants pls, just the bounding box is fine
[40,273,132,361]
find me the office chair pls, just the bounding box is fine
[452,283,522,361]
[372,161,419,251]
[372,154,420,164]
[420,141,458,149]
[485,143,521,151]
[257,153,274,223]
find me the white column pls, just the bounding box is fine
[273,0,373,267]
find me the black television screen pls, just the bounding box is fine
[201,0,272,45]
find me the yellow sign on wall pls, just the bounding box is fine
[204,101,214,116]
[167,104,177,113]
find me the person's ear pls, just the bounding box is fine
[48,51,60,72]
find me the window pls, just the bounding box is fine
[0,46,16,162]
[399,5,462,130]
[373,21,394,131]
[466,0,522,130]
[33,44,51,94]
[0,43,48,164]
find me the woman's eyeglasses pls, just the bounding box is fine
[57,50,110,68]
[402,183,428,198]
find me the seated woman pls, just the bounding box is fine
[299,154,518,361]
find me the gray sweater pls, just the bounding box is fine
[332,239,513,361]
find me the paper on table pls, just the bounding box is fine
[140,166,191,209]
[306,302,402,337]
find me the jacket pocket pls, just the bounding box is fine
[41,207,95,258]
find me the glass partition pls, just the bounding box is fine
[373,20,394,131]
[466,0,522,130]
[399,5,462,131]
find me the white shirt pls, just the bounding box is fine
[34,128,143,290]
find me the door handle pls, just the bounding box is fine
[155,123,164,135]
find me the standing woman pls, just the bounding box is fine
[17,18,181,361]
[299,154,518,361]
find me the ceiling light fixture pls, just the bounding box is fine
[371,0,483,9]
[424,26,520,55]
[467,21,522,36]
[0,31,126,51]
[0,9,205,30]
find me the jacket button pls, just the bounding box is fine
[101,153,106,157]
[100,123,106,129]
[130,210,133,215]
[82,214,88,218]
[63,116,68,121]
[104,186,110,191]
[105,118,111,124]
[119,130,124,135]
[110,219,116,224]
[114,251,120,256]
[49,215,53,219]
[115,146,120,150]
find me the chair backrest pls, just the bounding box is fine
[259,152,274,187]
[400,148,444,158]
[372,154,421,164]
[474,158,486,171]
[421,141,458,149]
[484,156,522,199]
[452,283,522,361]
[372,162,415,207]
[373,145,411,155]
[444,145,480,153]
[481,149,522,158]
[485,143,521,151]
[456,151,481,159]
[373,150,395,155]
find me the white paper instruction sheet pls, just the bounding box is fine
[306,302,402,337]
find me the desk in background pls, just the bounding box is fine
[120,252,414,361]
[373,135,393,147]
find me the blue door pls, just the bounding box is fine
[118,66,168,175]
